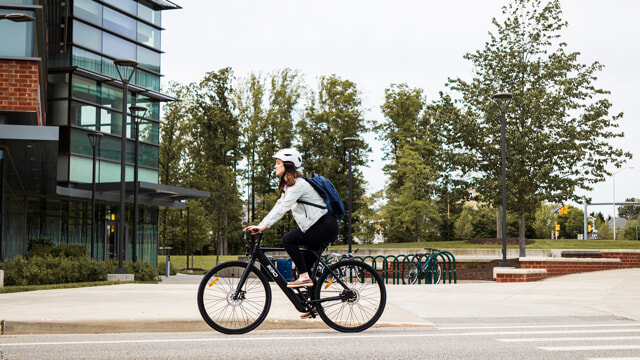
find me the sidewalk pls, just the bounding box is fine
[1,268,639,335]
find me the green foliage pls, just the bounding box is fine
[298,74,372,244]
[620,219,640,240]
[533,203,556,238]
[619,198,640,220]
[454,207,475,240]
[444,0,630,254]
[0,243,160,286]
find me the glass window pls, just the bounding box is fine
[71,47,103,73]
[70,101,98,128]
[71,76,99,103]
[135,95,160,121]
[137,22,160,50]
[74,0,102,24]
[109,0,137,16]
[139,143,159,168]
[103,6,136,40]
[137,121,158,144]
[137,45,160,73]
[101,83,123,111]
[0,9,34,57]
[48,73,69,99]
[103,32,136,60]
[138,1,161,26]
[72,20,102,53]
[135,70,160,92]
[98,108,113,134]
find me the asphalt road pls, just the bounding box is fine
[2,319,639,360]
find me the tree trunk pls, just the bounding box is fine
[519,212,526,257]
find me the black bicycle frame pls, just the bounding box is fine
[232,233,349,313]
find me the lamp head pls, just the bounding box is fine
[87,132,104,148]
[342,137,359,151]
[113,59,138,83]
[493,92,513,113]
[129,105,148,123]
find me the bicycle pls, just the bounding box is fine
[312,248,361,283]
[402,247,443,285]
[197,232,386,334]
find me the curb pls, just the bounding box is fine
[1,319,432,335]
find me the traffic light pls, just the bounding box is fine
[588,224,592,233]
[563,204,569,214]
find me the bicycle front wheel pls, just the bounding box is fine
[314,260,386,332]
[197,261,272,334]
[402,261,419,285]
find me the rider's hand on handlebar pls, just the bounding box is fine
[242,224,266,234]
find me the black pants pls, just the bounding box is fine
[282,214,340,275]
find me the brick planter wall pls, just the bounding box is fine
[520,257,621,278]
[0,59,41,124]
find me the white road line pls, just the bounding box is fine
[587,358,640,360]
[540,345,640,351]
[441,323,640,330]
[499,336,640,342]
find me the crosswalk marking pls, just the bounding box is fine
[540,345,640,351]
[498,336,640,342]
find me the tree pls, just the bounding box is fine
[532,203,555,238]
[159,82,191,254]
[447,0,631,255]
[618,198,640,220]
[185,68,244,255]
[454,207,474,240]
[378,84,441,242]
[298,75,371,244]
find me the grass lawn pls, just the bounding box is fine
[325,238,640,250]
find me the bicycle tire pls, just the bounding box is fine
[433,262,442,284]
[402,261,419,285]
[197,261,272,334]
[314,260,386,332]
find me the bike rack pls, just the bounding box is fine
[319,251,457,285]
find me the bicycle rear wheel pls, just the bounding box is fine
[314,260,386,332]
[197,261,272,334]
[402,261,419,285]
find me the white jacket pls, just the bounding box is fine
[258,178,328,232]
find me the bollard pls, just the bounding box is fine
[166,254,170,278]
[0,269,3,289]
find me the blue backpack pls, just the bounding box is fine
[298,174,346,219]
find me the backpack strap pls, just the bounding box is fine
[297,199,326,209]
[297,177,327,209]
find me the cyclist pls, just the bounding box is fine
[243,148,340,289]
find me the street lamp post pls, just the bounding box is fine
[87,132,103,259]
[114,59,138,273]
[612,166,634,240]
[342,137,358,255]
[493,92,513,267]
[129,105,147,262]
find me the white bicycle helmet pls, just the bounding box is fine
[273,148,302,168]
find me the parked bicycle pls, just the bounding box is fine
[313,248,361,282]
[197,232,386,334]
[402,248,443,285]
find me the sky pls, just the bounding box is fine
[161,0,640,219]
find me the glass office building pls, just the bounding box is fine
[0,0,208,265]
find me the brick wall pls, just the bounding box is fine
[0,59,41,124]
[520,257,621,277]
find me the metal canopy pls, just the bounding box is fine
[58,181,210,209]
